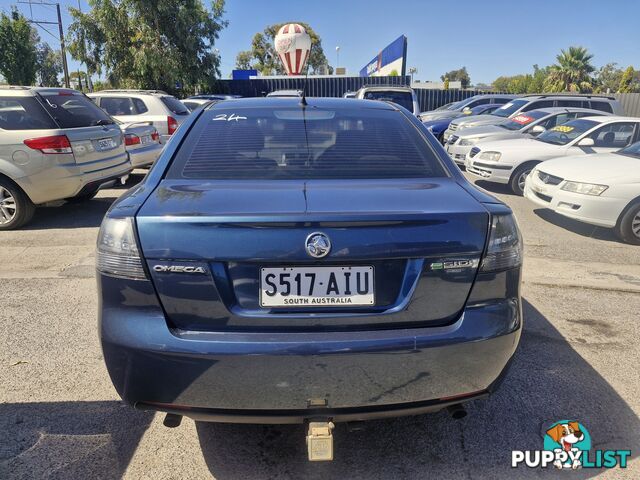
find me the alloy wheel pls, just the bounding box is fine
[517,170,531,193]
[632,211,640,239]
[0,186,17,225]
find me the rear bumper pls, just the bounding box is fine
[127,142,163,168]
[100,277,522,423]
[15,156,131,204]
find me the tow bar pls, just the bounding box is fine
[306,421,335,461]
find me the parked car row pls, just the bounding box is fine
[419,93,639,244]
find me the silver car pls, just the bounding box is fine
[0,86,130,230]
[119,121,163,168]
[445,107,609,165]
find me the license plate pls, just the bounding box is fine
[260,266,374,307]
[97,138,117,150]
[140,135,152,144]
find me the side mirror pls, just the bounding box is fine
[530,125,546,135]
[462,107,472,114]
[577,137,595,147]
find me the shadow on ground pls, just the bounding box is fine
[194,299,639,479]
[1,299,637,479]
[533,208,619,242]
[0,401,153,480]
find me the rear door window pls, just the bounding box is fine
[101,97,136,116]
[38,92,115,128]
[590,101,614,113]
[168,106,447,180]
[160,96,190,115]
[0,97,56,130]
[362,91,414,112]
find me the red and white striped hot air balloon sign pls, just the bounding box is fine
[275,23,312,76]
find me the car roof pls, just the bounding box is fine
[0,86,82,96]
[209,97,399,111]
[524,107,611,115]
[358,86,413,92]
[466,94,517,99]
[579,115,640,123]
[87,90,169,96]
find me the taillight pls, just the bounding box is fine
[96,217,147,280]
[480,214,522,272]
[167,116,178,135]
[124,134,140,146]
[151,130,160,142]
[24,135,72,154]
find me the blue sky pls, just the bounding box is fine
[3,0,640,84]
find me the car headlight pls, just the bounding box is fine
[561,181,608,196]
[478,151,502,162]
[459,137,480,146]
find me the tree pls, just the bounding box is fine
[0,8,39,85]
[388,69,399,77]
[240,22,330,75]
[67,0,228,95]
[618,66,640,93]
[543,46,595,93]
[440,67,470,89]
[594,62,624,93]
[235,50,253,70]
[35,43,62,87]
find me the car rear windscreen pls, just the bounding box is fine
[38,92,115,128]
[168,106,447,180]
[362,91,414,112]
[160,96,190,115]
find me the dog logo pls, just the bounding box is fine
[512,419,631,469]
[544,421,589,469]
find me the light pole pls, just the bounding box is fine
[335,46,340,74]
[409,67,417,84]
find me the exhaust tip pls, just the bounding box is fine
[447,404,467,420]
[163,413,183,428]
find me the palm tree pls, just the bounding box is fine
[544,46,596,93]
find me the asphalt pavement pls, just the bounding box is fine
[1,172,639,479]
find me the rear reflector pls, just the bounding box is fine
[96,217,147,280]
[24,135,72,154]
[480,214,522,272]
[124,134,141,146]
[167,116,178,135]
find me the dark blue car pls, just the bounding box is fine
[423,103,503,143]
[97,98,522,435]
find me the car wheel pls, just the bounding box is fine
[0,178,35,230]
[615,201,640,245]
[509,164,535,196]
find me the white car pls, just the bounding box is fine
[88,90,190,143]
[266,90,303,98]
[119,121,163,168]
[444,94,624,143]
[356,86,420,116]
[524,142,640,244]
[465,116,640,195]
[446,107,607,165]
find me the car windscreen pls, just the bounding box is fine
[499,111,547,131]
[362,91,414,112]
[37,92,115,128]
[167,106,447,180]
[616,140,640,159]
[0,97,57,130]
[160,96,190,115]
[492,99,528,118]
[536,119,598,145]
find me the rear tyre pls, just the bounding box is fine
[615,201,640,245]
[509,164,535,196]
[0,178,35,230]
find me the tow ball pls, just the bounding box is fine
[306,421,335,461]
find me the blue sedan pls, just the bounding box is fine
[97,97,522,453]
[423,103,503,143]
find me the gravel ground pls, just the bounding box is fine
[1,172,639,479]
